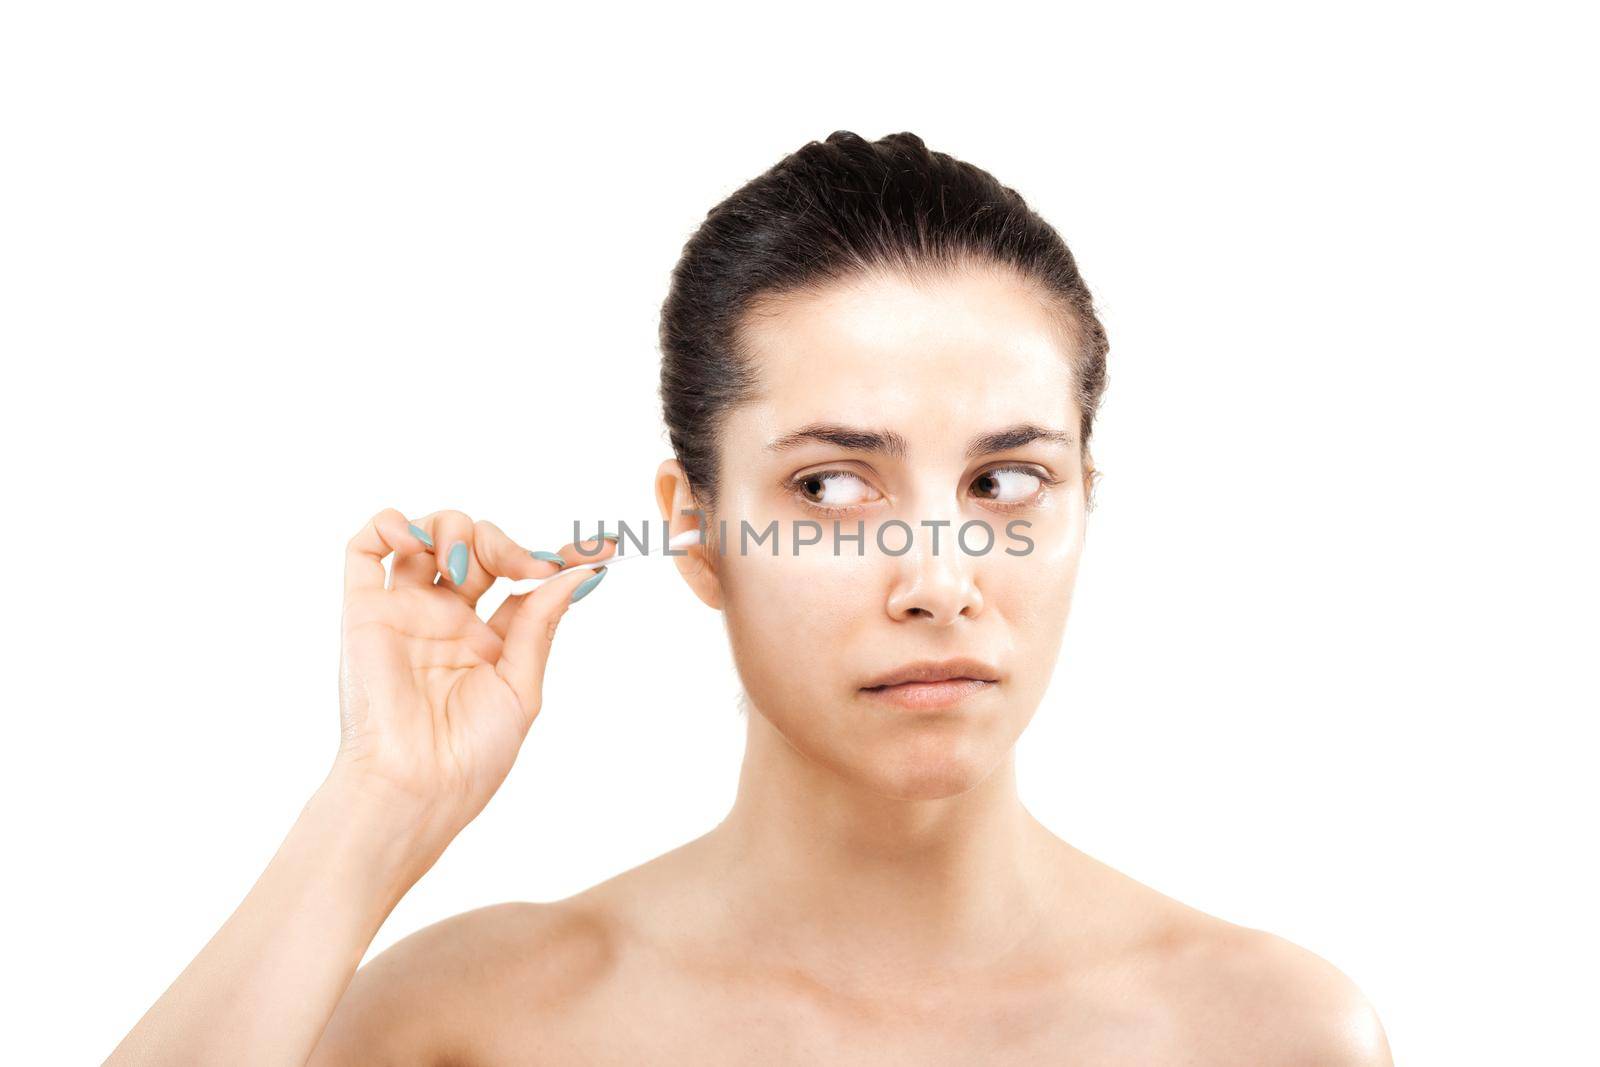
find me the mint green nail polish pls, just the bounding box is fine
[447,541,468,585]
[600,532,621,543]
[570,566,607,603]
[408,523,434,548]
[530,550,566,567]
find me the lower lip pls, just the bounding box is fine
[861,678,994,711]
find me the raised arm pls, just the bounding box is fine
[105,508,615,1066]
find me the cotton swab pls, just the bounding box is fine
[499,527,703,595]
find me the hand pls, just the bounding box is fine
[333,507,616,841]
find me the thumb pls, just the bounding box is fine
[493,564,607,721]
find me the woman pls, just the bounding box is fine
[108,130,1392,1065]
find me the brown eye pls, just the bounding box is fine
[970,466,1046,506]
[795,470,879,511]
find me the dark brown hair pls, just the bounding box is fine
[658,130,1109,514]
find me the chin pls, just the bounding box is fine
[850,730,1004,801]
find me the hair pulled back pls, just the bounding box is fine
[659,130,1109,514]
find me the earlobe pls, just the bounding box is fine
[655,458,724,611]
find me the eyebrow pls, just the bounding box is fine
[765,421,1075,461]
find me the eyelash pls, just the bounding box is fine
[786,464,1062,518]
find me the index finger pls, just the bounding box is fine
[344,507,431,595]
[470,518,556,586]
[425,517,563,608]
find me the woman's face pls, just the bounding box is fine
[676,263,1088,801]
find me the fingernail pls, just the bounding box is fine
[569,566,608,603]
[600,531,621,543]
[530,550,567,567]
[447,541,469,585]
[408,523,434,548]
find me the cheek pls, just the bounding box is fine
[721,548,878,698]
[1012,546,1080,621]
[988,541,1082,694]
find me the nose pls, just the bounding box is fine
[884,523,985,625]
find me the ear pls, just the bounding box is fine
[1082,449,1100,518]
[655,457,723,611]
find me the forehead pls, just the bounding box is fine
[729,264,1079,447]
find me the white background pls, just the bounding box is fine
[3,3,1595,1063]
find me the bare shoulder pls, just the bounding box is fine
[309,899,620,1066]
[1056,846,1391,1065]
[1148,915,1393,1066]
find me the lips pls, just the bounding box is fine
[861,657,1001,690]
[860,671,997,712]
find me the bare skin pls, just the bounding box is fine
[314,761,1390,1065]
[109,262,1392,1066]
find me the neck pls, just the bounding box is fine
[703,703,1066,985]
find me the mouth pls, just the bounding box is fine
[859,658,1001,711]
[860,677,996,710]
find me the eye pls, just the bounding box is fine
[970,465,1056,510]
[790,470,882,514]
